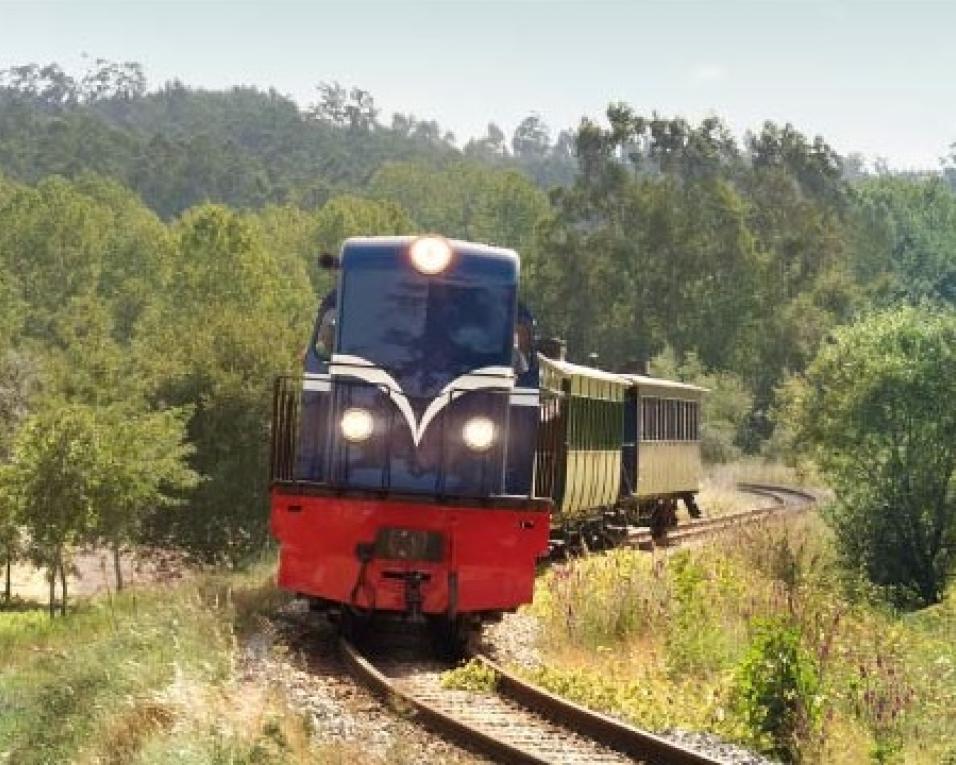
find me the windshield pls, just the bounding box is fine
[338,260,515,398]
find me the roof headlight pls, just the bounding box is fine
[341,407,374,442]
[409,236,452,275]
[462,416,495,452]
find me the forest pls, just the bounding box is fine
[0,59,954,594]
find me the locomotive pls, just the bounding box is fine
[269,235,703,649]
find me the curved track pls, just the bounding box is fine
[340,636,722,765]
[334,484,817,764]
[627,483,818,550]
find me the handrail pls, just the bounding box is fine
[269,375,561,502]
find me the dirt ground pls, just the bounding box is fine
[7,547,188,603]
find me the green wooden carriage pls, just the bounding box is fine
[536,355,628,522]
[534,357,705,528]
[619,374,707,522]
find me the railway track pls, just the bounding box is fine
[333,484,817,765]
[628,482,818,550]
[340,635,722,765]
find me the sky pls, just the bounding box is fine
[0,0,952,170]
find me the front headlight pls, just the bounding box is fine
[409,235,452,274]
[341,407,373,442]
[462,416,495,452]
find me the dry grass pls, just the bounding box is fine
[698,458,826,517]
[526,508,956,763]
[0,563,347,765]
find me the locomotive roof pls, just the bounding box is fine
[341,235,518,262]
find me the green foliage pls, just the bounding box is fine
[312,194,414,279]
[0,174,172,345]
[5,406,100,582]
[524,663,717,732]
[370,160,548,252]
[793,305,956,606]
[440,659,498,692]
[0,567,316,765]
[3,400,197,609]
[666,552,738,675]
[853,176,956,305]
[86,404,199,569]
[733,617,821,762]
[136,205,313,564]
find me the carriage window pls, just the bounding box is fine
[642,397,655,441]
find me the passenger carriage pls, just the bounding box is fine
[620,374,706,531]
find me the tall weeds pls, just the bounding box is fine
[529,514,953,763]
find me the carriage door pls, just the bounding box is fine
[621,387,638,497]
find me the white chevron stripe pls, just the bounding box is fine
[509,387,540,406]
[330,354,514,446]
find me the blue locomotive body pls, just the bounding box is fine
[296,236,538,498]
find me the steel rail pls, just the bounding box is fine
[340,637,726,764]
[628,483,818,550]
[339,636,554,765]
[475,653,725,765]
[337,486,818,764]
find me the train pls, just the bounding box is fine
[269,235,704,651]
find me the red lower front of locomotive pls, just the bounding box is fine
[270,488,551,616]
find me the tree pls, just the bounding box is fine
[312,195,414,256]
[310,82,378,132]
[79,59,146,103]
[464,122,509,162]
[512,114,551,160]
[0,350,37,602]
[793,305,956,606]
[6,406,99,616]
[135,205,313,564]
[369,160,548,251]
[89,405,198,590]
[852,177,956,306]
[0,475,18,604]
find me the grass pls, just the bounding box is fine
[525,510,956,763]
[697,459,823,517]
[0,561,391,765]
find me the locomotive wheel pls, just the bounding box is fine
[338,607,374,645]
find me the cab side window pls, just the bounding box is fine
[315,308,336,360]
[513,319,532,376]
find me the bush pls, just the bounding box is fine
[440,659,497,692]
[792,305,956,606]
[733,617,821,763]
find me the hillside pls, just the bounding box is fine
[0,61,575,217]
